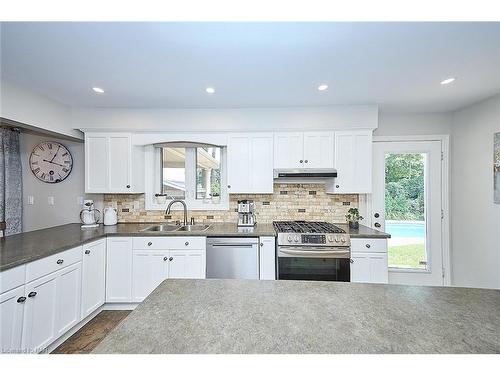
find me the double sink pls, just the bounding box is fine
[141,223,211,232]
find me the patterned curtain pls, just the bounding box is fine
[0,127,23,235]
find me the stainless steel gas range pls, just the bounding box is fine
[273,221,351,282]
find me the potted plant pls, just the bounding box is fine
[345,208,363,230]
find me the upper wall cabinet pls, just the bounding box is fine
[227,133,274,194]
[326,130,372,194]
[85,133,145,194]
[274,131,334,169]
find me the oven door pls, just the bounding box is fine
[277,246,350,282]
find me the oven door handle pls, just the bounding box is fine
[279,247,350,259]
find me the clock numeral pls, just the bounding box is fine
[64,160,70,164]
[48,143,53,150]
[31,161,38,165]
[39,145,44,151]
[49,175,54,181]
[41,173,46,179]
[33,167,40,174]
[62,168,69,173]
[62,152,68,156]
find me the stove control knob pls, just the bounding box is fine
[293,235,299,243]
[334,236,340,243]
[341,237,346,243]
[327,235,334,242]
[287,235,293,243]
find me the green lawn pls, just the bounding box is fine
[388,243,426,269]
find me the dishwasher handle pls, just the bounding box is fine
[210,243,255,248]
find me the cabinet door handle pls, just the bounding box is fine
[28,292,37,298]
[163,256,168,261]
[336,185,339,188]
[299,160,303,163]
[227,185,231,189]
[126,185,131,188]
[350,259,354,264]
[56,259,64,265]
[304,160,308,163]
[169,257,173,261]
[185,241,189,246]
[374,223,381,228]
[366,244,371,248]
[148,242,153,246]
[17,296,26,303]
[85,250,91,255]
[260,243,264,247]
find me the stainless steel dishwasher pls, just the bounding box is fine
[206,237,260,279]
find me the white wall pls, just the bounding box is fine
[1,80,82,140]
[71,105,378,132]
[20,132,102,232]
[375,112,452,136]
[450,95,500,289]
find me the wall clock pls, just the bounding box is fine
[29,141,73,183]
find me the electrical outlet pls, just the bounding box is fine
[77,196,84,205]
[28,195,34,205]
[48,196,55,205]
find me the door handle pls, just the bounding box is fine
[163,256,168,261]
[85,250,91,255]
[17,296,26,303]
[374,222,381,228]
[56,259,64,264]
[28,292,37,298]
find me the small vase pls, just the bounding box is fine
[348,221,359,230]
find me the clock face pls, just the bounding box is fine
[29,142,73,183]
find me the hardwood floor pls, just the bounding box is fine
[52,310,131,354]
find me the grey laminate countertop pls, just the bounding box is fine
[93,279,500,354]
[0,222,389,272]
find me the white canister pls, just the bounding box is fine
[103,207,118,226]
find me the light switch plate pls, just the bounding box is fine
[48,196,55,205]
[28,195,34,205]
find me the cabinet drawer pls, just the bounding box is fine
[350,238,387,253]
[0,265,26,294]
[26,246,82,283]
[132,236,205,250]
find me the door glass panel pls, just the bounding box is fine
[384,153,428,270]
[196,146,221,200]
[161,147,186,199]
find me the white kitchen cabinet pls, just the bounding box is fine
[0,286,25,353]
[81,240,106,318]
[259,237,276,280]
[350,238,388,283]
[326,130,372,194]
[168,250,206,279]
[106,237,133,303]
[23,271,58,352]
[132,251,169,302]
[54,262,82,337]
[274,131,334,169]
[273,132,304,169]
[227,133,274,193]
[85,132,145,194]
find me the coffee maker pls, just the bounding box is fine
[237,200,256,227]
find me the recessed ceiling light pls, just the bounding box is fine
[318,84,328,91]
[440,78,455,85]
[206,87,215,94]
[92,87,105,93]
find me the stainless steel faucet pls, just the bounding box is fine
[165,199,188,226]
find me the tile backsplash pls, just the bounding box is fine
[104,184,358,224]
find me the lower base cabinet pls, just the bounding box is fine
[0,285,25,353]
[350,238,388,284]
[81,240,106,318]
[106,237,133,303]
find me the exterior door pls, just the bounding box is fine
[372,140,444,286]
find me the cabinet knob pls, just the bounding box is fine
[169,257,173,261]
[185,241,189,246]
[350,259,354,264]
[163,256,168,261]
[366,244,371,248]
[260,243,264,247]
[28,292,37,298]
[227,185,231,189]
[148,241,152,246]
[304,160,308,163]
[17,296,26,303]
[85,249,91,255]
[374,213,380,218]
[56,259,64,265]
[299,160,303,163]
[126,185,131,188]
[336,185,340,188]
[374,223,381,228]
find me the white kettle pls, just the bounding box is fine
[103,207,118,226]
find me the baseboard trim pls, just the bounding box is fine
[102,303,138,310]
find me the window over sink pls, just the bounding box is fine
[145,142,228,211]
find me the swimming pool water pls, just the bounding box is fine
[386,222,425,238]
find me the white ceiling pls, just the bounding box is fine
[1,22,499,112]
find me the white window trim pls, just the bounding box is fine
[144,145,229,211]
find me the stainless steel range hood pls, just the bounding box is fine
[273,168,337,180]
